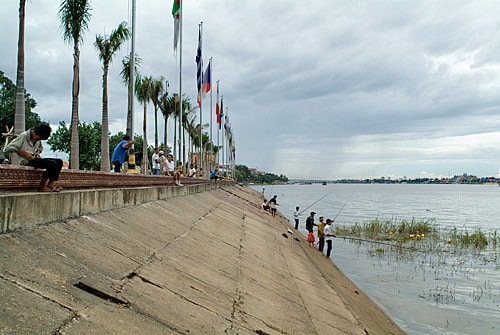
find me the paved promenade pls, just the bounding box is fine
[0,184,404,334]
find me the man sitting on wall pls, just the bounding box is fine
[5,123,63,192]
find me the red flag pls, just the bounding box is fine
[200,60,211,100]
[215,81,220,125]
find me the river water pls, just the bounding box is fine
[252,183,500,335]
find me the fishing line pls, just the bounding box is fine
[332,187,357,220]
[299,189,336,215]
[336,235,415,250]
[266,184,274,199]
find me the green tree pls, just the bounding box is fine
[120,54,141,138]
[94,21,131,171]
[159,92,170,152]
[235,164,251,181]
[59,0,92,170]
[120,54,141,167]
[47,120,101,171]
[159,93,177,155]
[234,164,288,184]
[0,71,40,147]
[150,77,164,149]
[158,93,194,167]
[135,75,153,173]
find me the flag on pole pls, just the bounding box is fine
[219,96,224,129]
[200,61,211,101]
[202,61,211,94]
[225,114,229,137]
[172,0,181,51]
[215,81,220,126]
[196,24,203,106]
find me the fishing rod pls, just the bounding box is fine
[299,189,336,215]
[336,235,415,250]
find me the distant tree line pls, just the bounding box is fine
[235,164,288,184]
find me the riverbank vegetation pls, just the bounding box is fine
[235,164,288,184]
[333,218,500,307]
[333,218,499,254]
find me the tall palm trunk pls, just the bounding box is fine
[59,0,92,170]
[173,117,177,161]
[70,46,80,170]
[95,22,130,171]
[163,117,168,153]
[100,66,109,171]
[142,100,148,174]
[13,0,26,165]
[126,59,133,137]
[154,105,158,149]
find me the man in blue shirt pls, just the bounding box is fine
[111,135,134,172]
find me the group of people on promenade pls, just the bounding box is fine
[150,147,197,180]
[296,208,336,258]
[3,124,216,192]
[111,135,216,186]
[111,136,184,185]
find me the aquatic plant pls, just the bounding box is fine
[334,218,499,254]
[334,217,438,245]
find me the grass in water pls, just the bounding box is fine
[333,218,499,253]
[333,217,500,307]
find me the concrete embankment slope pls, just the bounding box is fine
[0,184,404,335]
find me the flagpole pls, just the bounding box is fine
[194,22,205,176]
[179,1,183,172]
[224,107,228,177]
[218,94,222,169]
[127,0,136,172]
[199,22,204,177]
[209,57,213,172]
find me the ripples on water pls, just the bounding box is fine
[252,183,500,335]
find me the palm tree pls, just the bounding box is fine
[184,112,198,167]
[150,78,164,149]
[135,75,153,174]
[59,0,92,170]
[164,94,193,167]
[120,54,141,137]
[178,97,193,169]
[159,92,175,153]
[95,21,131,171]
[14,0,27,163]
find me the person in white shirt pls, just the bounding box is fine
[166,154,183,186]
[324,219,337,258]
[293,206,300,229]
[151,148,161,175]
[159,150,167,175]
[187,163,197,177]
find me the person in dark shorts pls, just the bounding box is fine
[268,195,278,217]
[5,124,63,192]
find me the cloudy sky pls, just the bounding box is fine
[2,0,500,180]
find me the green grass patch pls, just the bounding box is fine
[334,218,499,253]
